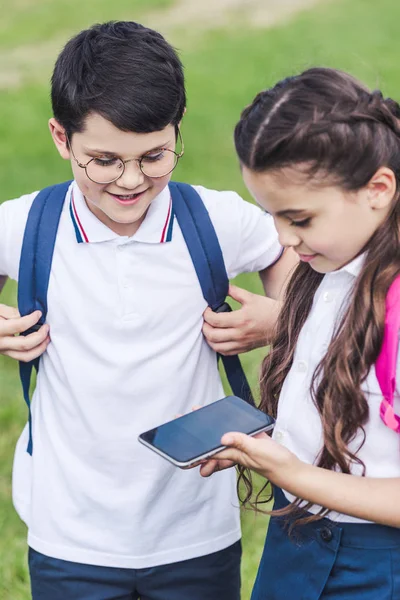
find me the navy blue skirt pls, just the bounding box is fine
[252,487,400,600]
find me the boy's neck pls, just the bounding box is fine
[84,196,147,238]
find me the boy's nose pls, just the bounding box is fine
[116,160,145,189]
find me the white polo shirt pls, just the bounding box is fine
[0,181,282,568]
[274,254,400,523]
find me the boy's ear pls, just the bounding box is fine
[367,166,397,210]
[49,118,70,160]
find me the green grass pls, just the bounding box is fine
[1,0,400,597]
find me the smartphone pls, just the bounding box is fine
[138,395,275,467]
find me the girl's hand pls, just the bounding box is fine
[202,285,280,355]
[199,456,236,477]
[208,431,301,486]
[199,432,269,478]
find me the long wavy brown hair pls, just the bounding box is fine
[234,68,400,526]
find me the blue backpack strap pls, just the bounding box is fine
[18,181,72,454]
[169,181,255,406]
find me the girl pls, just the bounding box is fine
[201,68,400,598]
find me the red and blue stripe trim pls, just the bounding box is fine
[69,191,89,243]
[70,190,173,244]
[160,196,174,243]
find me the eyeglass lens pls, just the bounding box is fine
[86,149,179,183]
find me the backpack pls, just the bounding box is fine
[375,276,400,434]
[17,181,254,454]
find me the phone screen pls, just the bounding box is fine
[139,395,275,465]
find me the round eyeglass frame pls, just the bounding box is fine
[66,129,184,184]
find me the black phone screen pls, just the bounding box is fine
[139,395,275,464]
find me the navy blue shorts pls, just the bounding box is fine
[252,487,400,600]
[29,541,241,600]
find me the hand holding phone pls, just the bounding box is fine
[138,395,275,468]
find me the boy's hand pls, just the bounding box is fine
[0,305,50,362]
[202,284,281,355]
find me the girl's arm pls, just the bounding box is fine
[205,432,400,528]
[202,249,298,356]
[0,275,7,294]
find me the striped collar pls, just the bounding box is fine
[69,182,174,244]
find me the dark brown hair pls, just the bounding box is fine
[234,68,400,526]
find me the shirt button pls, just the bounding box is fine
[297,360,308,373]
[323,292,333,302]
[117,245,126,252]
[274,431,284,443]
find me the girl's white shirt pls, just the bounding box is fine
[274,253,400,522]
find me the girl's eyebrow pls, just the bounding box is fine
[276,208,307,217]
[82,141,171,157]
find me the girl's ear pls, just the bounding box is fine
[366,167,397,210]
[48,118,70,160]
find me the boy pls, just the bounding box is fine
[0,21,294,600]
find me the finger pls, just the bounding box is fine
[202,322,239,344]
[206,340,245,355]
[0,304,20,319]
[203,307,244,329]
[0,324,49,352]
[4,336,50,362]
[221,431,256,450]
[227,284,254,304]
[200,458,235,477]
[199,459,219,477]
[253,431,269,440]
[211,432,259,464]
[213,447,247,464]
[0,310,42,336]
[181,458,207,470]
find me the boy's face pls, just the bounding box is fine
[50,113,178,236]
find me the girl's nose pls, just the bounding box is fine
[276,223,302,248]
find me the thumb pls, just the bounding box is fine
[227,284,253,305]
[221,431,257,455]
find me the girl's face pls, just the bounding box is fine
[242,165,395,273]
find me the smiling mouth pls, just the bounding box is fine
[107,189,148,205]
[111,191,146,200]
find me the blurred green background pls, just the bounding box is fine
[0,0,399,597]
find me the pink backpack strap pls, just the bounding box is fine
[375,275,400,433]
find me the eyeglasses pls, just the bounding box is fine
[66,129,184,184]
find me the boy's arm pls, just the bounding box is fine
[0,193,51,362]
[202,249,298,356]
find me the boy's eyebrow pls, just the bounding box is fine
[82,141,171,157]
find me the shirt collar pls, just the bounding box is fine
[69,181,174,244]
[329,252,366,279]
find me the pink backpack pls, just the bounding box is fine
[375,277,400,433]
